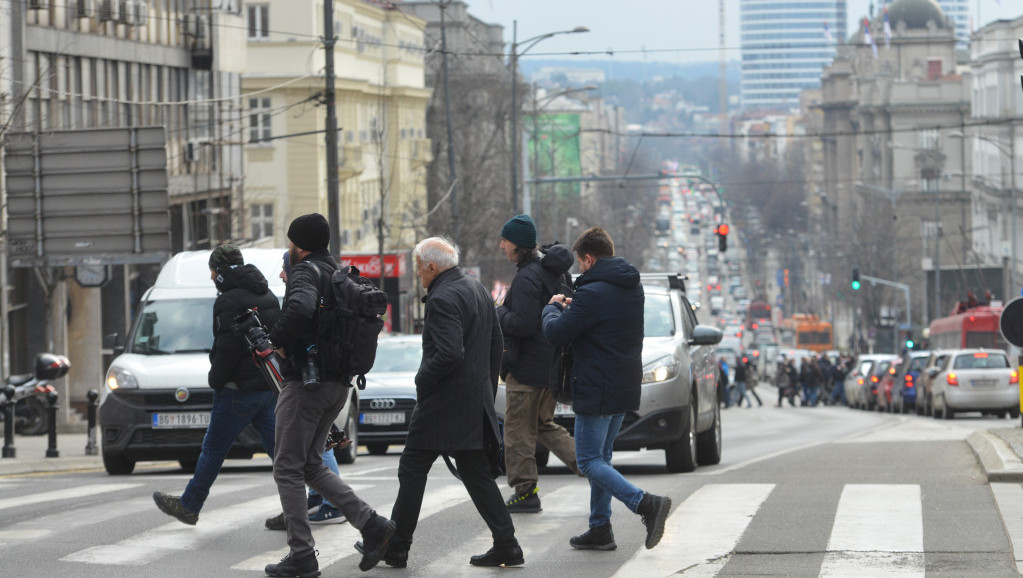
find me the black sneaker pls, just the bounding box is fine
[358,513,397,572]
[569,523,617,550]
[636,493,672,549]
[265,550,320,578]
[505,484,542,513]
[355,540,408,568]
[265,512,285,531]
[469,544,525,567]
[153,492,198,526]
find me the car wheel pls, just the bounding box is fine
[941,396,954,420]
[535,447,550,469]
[103,451,135,475]
[666,401,698,473]
[697,396,722,466]
[337,405,358,465]
[366,443,388,456]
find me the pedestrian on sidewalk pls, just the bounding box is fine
[542,227,672,552]
[153,245,280,526]
[497,214,580,514]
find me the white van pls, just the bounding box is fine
[99,249,359,475]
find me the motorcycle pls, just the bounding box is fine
[0,353,71,436]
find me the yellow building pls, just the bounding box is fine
[243,0,431,253]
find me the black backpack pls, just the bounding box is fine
[309,262,389,389]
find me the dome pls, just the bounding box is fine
[886,0,949,30]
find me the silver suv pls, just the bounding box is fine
[495,274,724,473]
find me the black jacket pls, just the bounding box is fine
[268,250,342,382]
[496,244,574,386]
[541,257,644,416]
[407,267,503,451]
[209,264,282,392]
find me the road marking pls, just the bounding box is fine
[820,484,924,577]
[343,464,398,476]
[990,483,1023,575]
[612,483,775,577]
[0,483,140,512]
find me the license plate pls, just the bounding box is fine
[554,403,575,416]
[360,412,405,425]
[152,412,211,429]
[971,380,998,388]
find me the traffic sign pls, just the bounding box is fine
[1000,297,1023,347]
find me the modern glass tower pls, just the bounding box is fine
[740,0,847,111]
[935,0,969,48]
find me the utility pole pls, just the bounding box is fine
[440,2,459,245]
[510,21,519,213]
[323,0,341,256]
[718,0,727,133]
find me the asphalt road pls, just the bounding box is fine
[0,401,1018,577]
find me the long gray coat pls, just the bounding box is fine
[407,267,503,451]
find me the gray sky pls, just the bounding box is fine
[468,0,1021,64]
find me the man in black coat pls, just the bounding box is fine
[542,227,672,552]
[385,236,523,568]
[153,245,281,525]
[497,214,579,513]
[264,214,395,577]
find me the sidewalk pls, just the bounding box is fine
[0,432,103,476]
[966,427,1023,482]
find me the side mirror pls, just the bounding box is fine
[690,325,723,346]
[104,333,125,356]
[927,368,939,378]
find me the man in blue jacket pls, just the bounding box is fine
[542,227,672,552]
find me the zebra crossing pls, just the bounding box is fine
[0,472,1003,577]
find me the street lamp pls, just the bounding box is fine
[509,22,589,213]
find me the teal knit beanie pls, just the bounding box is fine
[501,214,537,249]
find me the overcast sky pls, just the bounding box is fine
[467,0,1021,64]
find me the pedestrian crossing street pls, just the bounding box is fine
[0,469,979,578]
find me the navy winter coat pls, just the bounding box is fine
[496,244,574,387]
[209,263,282,391]
[541,256,644,416]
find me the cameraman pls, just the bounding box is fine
[153,245,280,525]
[264,214,394,577]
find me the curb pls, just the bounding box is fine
[967,430,1023,482]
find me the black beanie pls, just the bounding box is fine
[287,213,330,252]
[501,214,537,249]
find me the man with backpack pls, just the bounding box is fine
[264,213,395,576]
[497,214,579,514]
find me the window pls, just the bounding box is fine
[247,4,269,40]
[250,203,274,239]
[248,97,271,143]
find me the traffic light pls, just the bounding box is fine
[783,269,789,287]
[851,267,861,290]
[716,223,729,252]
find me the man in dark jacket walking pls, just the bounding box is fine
[497,214,579,513]
[153,245,280,525]
[542,227,671,552]
[381,236,523,568]
[264,214,394,577]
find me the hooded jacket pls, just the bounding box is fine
[209,263,282,391]
[541,256,644,416]
[496,244,574,387]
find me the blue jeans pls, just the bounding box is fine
[733,380,752,407]
[574,413,645,528]
[180,388,276,513]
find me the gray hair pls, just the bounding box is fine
[414,236,459,269]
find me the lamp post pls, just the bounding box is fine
[509,22,589,213]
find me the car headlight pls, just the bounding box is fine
[643,355,680,384]
[105,367,139,391]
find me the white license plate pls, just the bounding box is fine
[152,412,211,429]
[971,380,998,388]
[554,403,575,416]
[360,412,405,425]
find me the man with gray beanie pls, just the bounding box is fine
[265,213,395,576]
[498,214,579,514]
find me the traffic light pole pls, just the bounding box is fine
[859,273,912,341]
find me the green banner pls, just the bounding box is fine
[526,113,581,200]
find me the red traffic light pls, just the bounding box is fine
[717,224,729,236]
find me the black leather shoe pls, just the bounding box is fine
[469,545,524,567]
[264,550,320,578]
[569,523,616,550]
[153,492,198,526]
[354,540,408,568]
[637,493,672,549]
[358,513,397,572]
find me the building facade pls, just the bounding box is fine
[740,0,846,111]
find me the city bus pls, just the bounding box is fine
[928,304,1006,350]
[791,313,833,353]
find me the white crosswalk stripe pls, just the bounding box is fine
[0,483,141,512]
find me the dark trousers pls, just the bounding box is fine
[390,447,516,553]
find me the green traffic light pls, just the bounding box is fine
[905,339,915,349]
[851,280,861,290]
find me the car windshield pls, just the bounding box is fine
[644,294,675,337]
[372,340,422,373]
[953,352,1009,370]
[908,356,929,373]
[130,299,214,355]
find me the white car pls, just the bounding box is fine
[929,349,1020,419]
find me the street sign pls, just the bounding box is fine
[4,127,170,267]
[999,297,1023,347]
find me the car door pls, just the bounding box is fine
[680,292,715,426]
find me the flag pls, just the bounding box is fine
[883,5,892,48]
[824,20,834,44]
[863,17,878,59]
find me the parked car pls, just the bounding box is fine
[929,349,1020,419]
[843,354,898,410]
[494,275,724,473]
[875,358,902,412]
[915,350,955,416]
[891,351,931,414]
[356,334,423,455]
